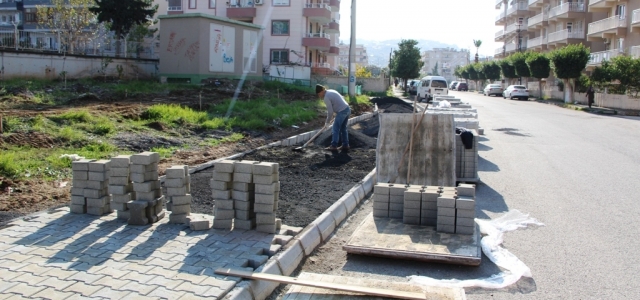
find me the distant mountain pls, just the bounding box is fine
[341,39,461,67]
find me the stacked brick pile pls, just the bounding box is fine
[128,152,164,225]
[455,131,479,180]
[420,186,440,226]
[108,155,133,221]
[253,162,280,233]
[436,188,456,233]
[211,160,235,229]
[388,185,406,219]
[166,165,193,224]
[232,161,257,230]
[70,158,91,214]
[70,158,111,215]
[372,183,390,218]
[454,184,476,235]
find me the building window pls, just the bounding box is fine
[271,49,289,64]
[25,13,36,23]
[168,0,182,10]
[273,0,290,6]
[210,0,216,8]
[189,0,196,9]
[271,20,289,35]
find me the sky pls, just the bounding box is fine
[338,0,499,57]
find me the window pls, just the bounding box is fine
[271,49,289,64]
[168,0,182,10]
[271,20,289,35]
[567,22,572,32]
[189,0,196,9]
[432,80,447,88]
[210,0,216,8]
[273,0,289,6]
[615,5,625,19]
[25,13,36,23]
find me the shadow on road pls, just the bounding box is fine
[476,183,509,218]
[478,156,500,172]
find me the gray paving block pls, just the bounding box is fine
[437,224,455,233]
[110,167,130,177]
[403,215,420,225]
[108,184,130,195]
[212,171,232,182]
[130,162,158,174]
[437,196,456,208]
[389,185,408,196]
[456,196,475,210]
[254,203,275,214]
[210,180,231,190]
[69,204,86,214]
[73,171,88,180]
[437,216,455,225]
[456,225,475,235]
[256,223,277,234]
[255,193,276,205]
[438,207,456,217]
[85,180,109,190]
[234,160,257,173]
[84,188,109,199]
[213,160,236,173]
[372,200,389,210]
[233,182,255,192]
[404,189,422,201]
[189,220,210,231]
[456,217,475,227]
[389,195,404,204]
[389,202,404,211]
[165,165,187,178]
[256,213,276,225]
[214,208,235,220]
[130,171,158,183]
[420,217,437,226]
[253,173,278,184]
[373,184,390,195]
[86,196,110,207]
[169,213,189,224]
[71,159,93,171]
[403,200,421,209]
[235,209,255,220]
[388,210,403,219]
[456,208,474,218]
[373,209,389,218]
[111,202,128,211]
[421,209,437,218]
[109,176,130,186]
[166,186,187,196]
[87,205,111,216]
[117,210,130,220]
[234,199,253,211]
[422,200,437,210]
[213,218,233,229]
[373,194,390,202]
[212,189,231,200]
[88,171,107,182]
[255,182,279,194]
[232,190,254,201]
[136,189,162,201]
[165,178,188,188]
[88,160,110,172]
[403,208,421,217]
[253,162,278,175]
[215,199,234,210]
[110,155,131,168]
[133,181,161,193]
[170,194,192,205]
[71,195,86,205]
[71,187,84,196]
[172,204,191,215]
[130,152,160,165]
[233,172,253,183]
[234,218,255,230]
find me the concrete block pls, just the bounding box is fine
[108,184,131,195]
[84,180,109,190]
[456,196,475,210]
[215,199,234,210]
[255,182,280,194]
[117,210,130,220]
[234,218,255,230]
[84,188,109,199]
[166,186,188,196]
[254,203,275,214]
[389,185,407,196]
[73,171,88,181]
[172,204,191,215]
[422,191,440,202]
[136,189,162,201]
[421,217,437,226]
[255,193,276,204]
[110,155,131,168]
[234,160,257,174]
[437,216,456,225]
[297,226,322,255]
[111,202,127,211]
[373,194,390,202]
[165,177,188,188]
[130,171,158,183]
[456,225,475,235]
[110,167,130,177]
[233,172,253,183]
[389,202,404,212]
[169,213,189,224]
[214,208,235,220]
[109,176,130,186]
[313,212,336,242]
[342,193,357,213]
[256,223,277,234]
[133,181,161,193]
[69,204,86,214]
[422,201,437,210]
[88,160,110,172]
[212,218,233,229]
[71,196,86,205]
[267,244,282,256]
[437,196,456,208]
[212,171,233,182]
[361,170,376,195]
[213,160,236,173]
[422,209,438,219]
[404,189,422,201]
[130,163,158,174]
[456,217,475,227]
[235,209,255,220]
[189,220,210,231]
[170,194,192,206]
[71,159,93,171]
[249,260,282,300]
[234,199,253,211]
[404,200,421,210]
[438,207,456,217]
[388,210,403,219]
[165,165,187,178]
[390,195,404,204]
[232,190,254,201]
[349,185,365,202]
[233,182,255,192]
[327,201,348,225]
[253,173,279,184]
[86,195,110,207]
[130,152,160,165]
[373,209,389,218]
[256,213,276,225]
[456,208,475,218]
[276,218,282,230]
[403,208,420,218]
[373,201,389,210]
[253,162,278,175]
[212,189,231,200]
[403,216,420,225]
[210,180,231,190]
[112,193,132,203]
[70,187,84,196]
[437,224,455,233]
[87,205,111,216]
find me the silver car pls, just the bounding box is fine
[483,84,503,97]
[503,85,529,100]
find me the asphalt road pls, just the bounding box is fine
[285,90,640,299]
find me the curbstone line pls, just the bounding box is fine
[223,281,254,300]
[326,201,348,225]
[295,225,322,256]
[247,260,282,300]
[275,240,305,276]
[361,168,376,195]
[313,212,337,242]
[341,193,357,214]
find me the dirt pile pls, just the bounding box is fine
[1,132,59,148]
[370,97,414,113]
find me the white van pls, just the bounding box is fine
[417,76,448,102]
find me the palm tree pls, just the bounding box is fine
[473,39,482,63]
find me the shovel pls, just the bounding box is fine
[292,123,328,152]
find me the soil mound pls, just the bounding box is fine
[2,132,58,148]
[314,128,378,149]
[370,97,414,113]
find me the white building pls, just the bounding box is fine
[421,48,469,83]
[337,43,368,70]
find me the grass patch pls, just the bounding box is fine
[209,98,322,130]
[150,146,181,158]
[201,118,229,130]
[200,133,244,147]
[262,80,314,94]
[50,110,93,124]
[143,104,208,127]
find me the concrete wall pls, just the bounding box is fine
[315,75,390,93]
[541,88,640,111]
[0,51,158,80]
[158,13,263,83]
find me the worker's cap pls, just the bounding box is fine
[315,84,325,94]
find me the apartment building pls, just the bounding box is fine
[337,43,368,70]
[586,0,640,68]
[159,0,341,75]
[421,48,469,83]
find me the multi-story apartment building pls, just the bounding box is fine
[158,0,341,75]
[337,43,368,70]
[586,0,640,68]
[421,48,469,83]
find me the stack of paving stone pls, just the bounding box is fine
[84,159,112,216]
[70,158,91,214]
[420,186,440,226]
[402,185,422,225]
[372,183,390,218]
[166,165,193,224]
[108,155,133,221]
[388,184,407,219]
[128,152,164,225]
[211,160,235,229]
[436,187,457,233]
[253,162,280,233]
[455,184,476,235]
[455,130,479,180]
[233,161,257,231]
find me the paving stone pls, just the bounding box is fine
[403,215,421,225]
[167,186,189,196]
[169,213,190,224]
[212,171,232,182]
[4,282,46,297]
[128,200,149,225]
[110,176,131,186]
[253,173,278,184]
[389,202,404,211]
[456,208,475,218]
[233,172,253,183]
[12,272,47,285]
[70,196,86,205]
[256,213,276,225]
[120,280,157,295]
[88,160,110,172]
[190,220,211,231]
[438,207,456,217]
[83,188,109,199]
[86,195,110,207]
[389,195,404,204]
[212,189,231,200]
[213,160,236,173]
[213,219,233,229]
[91,287,132,299]
[388,210,403,219]
[255,182,280,194]
[233,160,257,174]
[71,159,93,171]
[172,204,192,215]
[456,184,475,197]
[136,189,162,201]
[170,194,192,206]
[232,190,254,202]
[130,152,160,165]
[389,185,408,196]
[64,281,104,296]
[234,209,255,220]
[256,223,277,234]
[404,188,422,201]
[456,196,475,210]
[373,208,389,218]
[88,171,108,181]
[14,263,52,276]
[130,171,159,183]
[110,155,131,168]
[253,162,278,175]
[254,203,275,214]
[166,165,188,178]
[110,167,131,177]
[232,182,254,192]
[147,286,187,299]
[403,208,421,217]
[437,216,456,225]
[437,224,456,233]
[32,287,76,300]
[73,171,88,180]
[165,177,188,188]
[210,180,231,190]
[456,225,475,235]
[133,181,161,193]
[254,193,277,205]
[437,196,456,208]
[233,200,252,212]
[456,217,475,227]
[87,205,112,216]
[234,218,256,230]
[41,268,78,280]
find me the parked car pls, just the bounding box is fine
[416,76,448,102]
[456,82,468,91]
[483,84,504,96]
[407,79,420,95]
[503,85,529,100]
[449,81,459,90]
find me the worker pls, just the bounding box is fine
[316,84,351,151]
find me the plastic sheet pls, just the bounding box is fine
[438,100,452,108]
[409,210,544,289]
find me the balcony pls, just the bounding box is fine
[505,41,527,53]
[527,35,547,50]
[547,29,585,46]
[631,45,640,59]
[527,11,548,29]
[495,29,505,41]
[304,3,332,24]
[496,0,503,9]
[528,0,548,8]
[632,9,640,32]
[302,32,330,51]
[227,2,256,19]
[327,0,340,12]
[496,11,506,25]
[323,19,340,34]
[505,22,527,37]
[507,1,528,17]
[311,62,333,75]
[328,46,339,56]
[495,47,505,56]
[587,16,627,40]
[548,2,585,20]
[588,0,615,13]
[588,49,623,66]
[168,5,183,14]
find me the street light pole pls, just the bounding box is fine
[347,0,356,98]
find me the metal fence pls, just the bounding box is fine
[0,30,158,59]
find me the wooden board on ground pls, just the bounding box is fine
[376,113,456,186]
[282,272,466,300]
[343,213,481,266]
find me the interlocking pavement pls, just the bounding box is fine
[0,207,297,299]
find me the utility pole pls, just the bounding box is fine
[348,0,356,99]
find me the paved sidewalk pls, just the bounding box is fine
[0,208,294,299]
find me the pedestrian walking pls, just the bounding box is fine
[586,86,595,108]
[316,84,351,151]
[394,78,398,88]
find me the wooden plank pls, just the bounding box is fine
[214,268,428,300]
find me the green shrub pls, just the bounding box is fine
[50,110,93,124]
[143,104,207,126]
[91,119,116,136]
[0,153,19,178]
[201,118,227,130]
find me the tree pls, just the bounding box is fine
[90,0,158,57]
[525,52,551,99]
[390,39,424,89]
[549,44,590,103]
[37,0,99,54]
[431,62,439,76]
[497,59,517,84]
[356,64,372,78]
[460,66,470,84]
[454,65,463,79]
[126,21,157,58]
[474,63,486,89]
[510,52,531,80]
[482,61,502,83]
[590,60,614,91]
[473,39,482,63]
[466,64,478,91]
[609,55,640,97]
